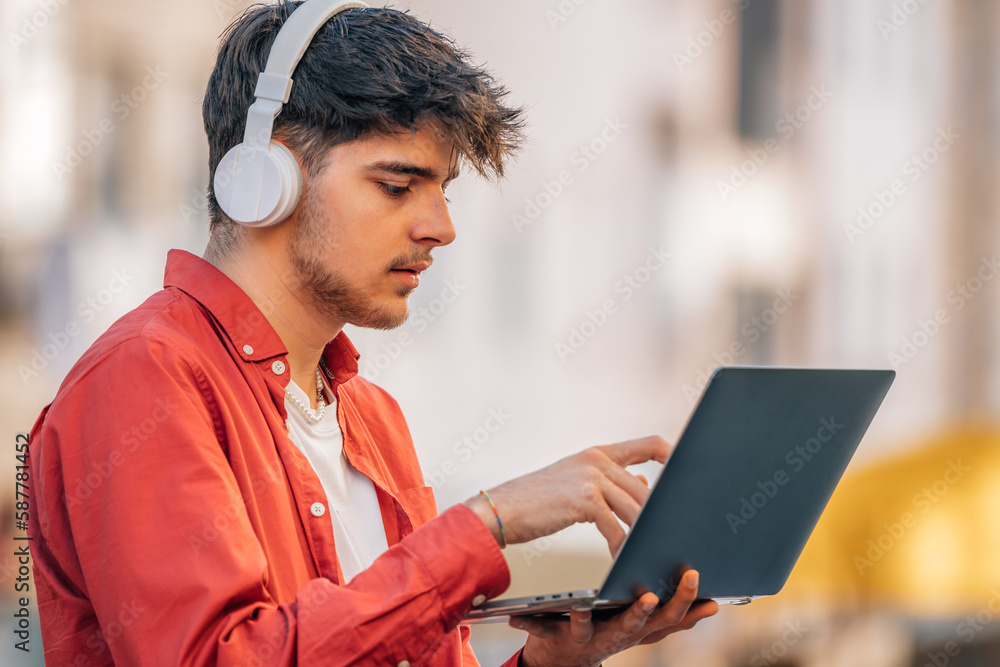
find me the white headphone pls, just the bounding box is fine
[213,0,369,227]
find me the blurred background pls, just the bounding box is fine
[2,0,999,664]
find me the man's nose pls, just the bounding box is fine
[414,191,456,247]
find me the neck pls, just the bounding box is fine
[205,239,343,408]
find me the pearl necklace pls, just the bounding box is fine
[285,367,327,426]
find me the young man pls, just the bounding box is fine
[27,3,718,665]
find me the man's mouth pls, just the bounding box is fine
[392,261,431,274]
[390,261,430,289]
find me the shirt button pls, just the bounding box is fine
[271,360,286,375]
[242,344,254,355]
[471,594,486,607]
[310,502,326,517]
[398,662,410,667]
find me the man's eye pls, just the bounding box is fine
[378,183,411,197]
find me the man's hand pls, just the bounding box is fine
[511,570,719,667]
[464,436,670,555]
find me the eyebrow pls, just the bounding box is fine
[367,160,460,184]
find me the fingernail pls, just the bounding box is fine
[687,571,699,589]
[516,621,526,630]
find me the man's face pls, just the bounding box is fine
[287,124,458,331]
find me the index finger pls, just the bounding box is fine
[597,436,672,467]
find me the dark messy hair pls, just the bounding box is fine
[202,1,525,250]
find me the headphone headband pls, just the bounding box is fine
[215,0,369,227]
[244,0,369,148]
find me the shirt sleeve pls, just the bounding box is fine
[30,334,510,666]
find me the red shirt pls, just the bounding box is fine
[28,249,523,666]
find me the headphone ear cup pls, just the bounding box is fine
[213,141,303,228]
[257,141,303,227]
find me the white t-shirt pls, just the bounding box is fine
[284,377,389,583]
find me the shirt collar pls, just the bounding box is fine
[163,249,359,385]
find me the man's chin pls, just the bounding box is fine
[348,302,410,331]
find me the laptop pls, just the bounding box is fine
[464,366,895,623]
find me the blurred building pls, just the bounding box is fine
[1,0,998,665]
